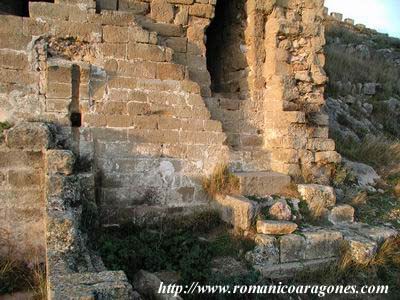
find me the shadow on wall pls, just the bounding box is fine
[0,0,54,17]
[81,128,219,225]
[206,0,249,96]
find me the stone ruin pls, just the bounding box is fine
[0,0,397,298]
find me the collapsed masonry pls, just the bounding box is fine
[1,0,393,298]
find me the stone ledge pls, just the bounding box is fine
[254,257,338,279]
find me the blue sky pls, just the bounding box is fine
[325,0,400,38]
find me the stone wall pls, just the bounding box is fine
[0,123,51,261]
[0,0,340,228]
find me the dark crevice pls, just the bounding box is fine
[206,0,247,96]
[0,0,54,17]
[70,64,82,127]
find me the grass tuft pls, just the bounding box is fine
[332,132,400,171]
[202,164,240,197]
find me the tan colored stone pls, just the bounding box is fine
[103,25,128,43]
[214,195,257,231]
[256,220,298,235]
[189,4,214,18]
[280,234,306,263]
[151,0,175,23]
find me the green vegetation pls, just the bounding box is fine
[371,99,400,137]
[290,235,400,299]
[0,121,11,135]
[202,164,240,197]
[331,132,400,171]
[97,211,255,285]
[325,23,400,98]
[0,255,46,298]
[356,191,400,230]
[326,24,400,50]
[325,46,400,98]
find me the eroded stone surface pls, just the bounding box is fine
[214,194,258,231]
[328,204,355,225]
[298,184,336,217]
[256,220,298,235]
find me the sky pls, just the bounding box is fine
[325,0,400,38]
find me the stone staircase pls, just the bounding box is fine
[234,171,291,197]
[214,182,398,279]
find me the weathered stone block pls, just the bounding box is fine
[98,0,118,11]
[0,50,28,70]
[8,170,42,187]
[269,200,292,221]
[303,229,343,260]
[235,171,291,197]
[156,63,186,80]
[342,232,377,265]
[298,184,336,216]
[103,25,128,43]
[46,99,71,113]
[214,194,257,231]
[6,123,52,151]
[315,151,341,164]
[245,234,279,266]
[151,0,175,23]
[165,37,187,52]
[189,4,214,18]
[280,234,306,263]
[46,150,75,175]
[256,220,298,235]
[47,82,72,99]
[127,43,168,62]
[307,138,335,151]
[328,205,354,225]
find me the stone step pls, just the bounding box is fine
[127,43,174,63]
[107,76,201,95]
[106,89,205,107]
[85,127,226,145]
[135,15,184,37]
[229,149,271,173]
[297,184,336,218]
[256,220,298,235]
[93,143,228,162]
[207,95,243,111]
[213,194,258,232]
[107,59,187,81]
[29,2,94,22]
[89,104,212,121]
[254,258,337,279]
[234,171,291,196]
[83,114,222,132]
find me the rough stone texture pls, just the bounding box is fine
[48,271,134,300]
[269,200,292,221]
[328,204,355,225]
[0,0,397,292]
[211,256,249,277]
[46,150,75,175]
[235,171,291,196]
[302,228,343,260]
[255,258,337,279]
[245,234,279,266]
[280,234,306,263]
[343,159,380,188]
[133,270,181,300]
[256,220,298,235]
[0,0,340,226]
[214,194,257,231]
[297,184,336,217]
[0,123,47,262]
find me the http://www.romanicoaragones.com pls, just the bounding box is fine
[158,281,389,298]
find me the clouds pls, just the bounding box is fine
[325,0,400,38]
